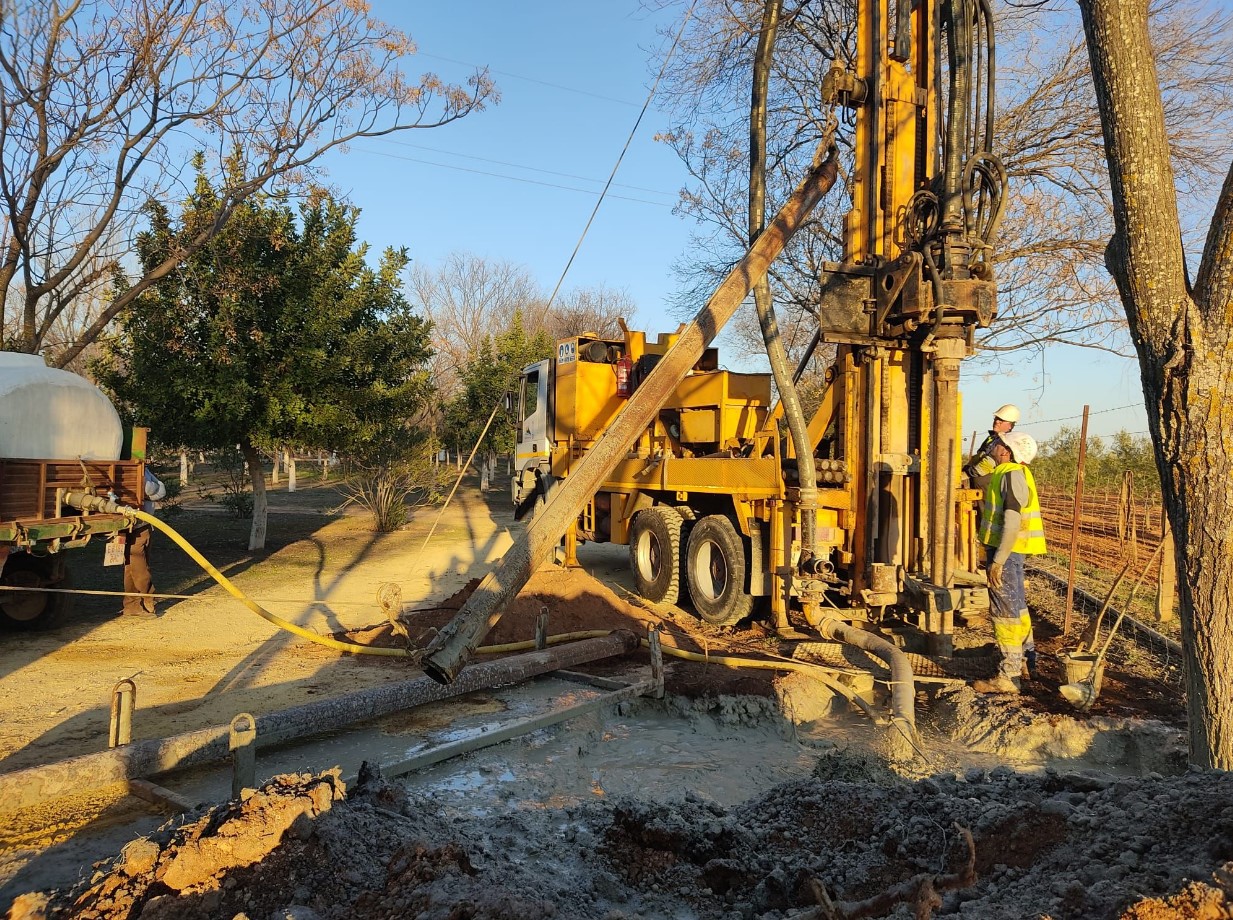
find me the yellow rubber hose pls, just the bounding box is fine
[130,507,874,718]
[132,509,626,658]
[131,508,416,657]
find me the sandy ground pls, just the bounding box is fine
[0,485,519,775]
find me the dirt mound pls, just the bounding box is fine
[15,758,1233,920]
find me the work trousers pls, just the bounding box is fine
[984,547,1036,681]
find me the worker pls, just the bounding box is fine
[122,467,166,618]
[964,404,1020,491]
[972,431,1046,694]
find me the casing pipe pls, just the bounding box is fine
[422,145,840,685]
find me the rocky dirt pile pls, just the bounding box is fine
[10,749,1233,920]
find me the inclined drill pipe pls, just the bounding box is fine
[0,631,639,815]
[422,145,841,685]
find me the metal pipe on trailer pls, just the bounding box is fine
[0,631,641,816]
[422,142,841,686]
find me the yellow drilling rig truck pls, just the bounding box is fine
[422,0,1005,706]
[510,312,989,649]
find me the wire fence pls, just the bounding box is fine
[1037,486,1167,583]
[1034,485,1184,685]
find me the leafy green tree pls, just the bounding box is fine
[95,166,434,549]
[1032,426,1160,498]
[443,311,553,460]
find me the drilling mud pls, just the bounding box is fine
[12,715,1231,920]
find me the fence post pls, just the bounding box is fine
[1063,405,1090,636]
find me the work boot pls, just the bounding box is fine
[121,606,157,619]
[972,675,1020,694]
[1025,649,1039,680]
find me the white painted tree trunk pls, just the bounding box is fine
[271,450,280,485]
[243,443,268,551]
[179,450,188,487]
[321,456,329,481]
[287,451,297,492]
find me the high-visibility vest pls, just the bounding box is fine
[978,462,1047,554]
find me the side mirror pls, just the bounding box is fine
[503,392,514,412]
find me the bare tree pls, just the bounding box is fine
[651,0,1233,365]
[1079,0,1233,769]
[541,284,634,341]
[0,0,496,365]
[410,253,545,397]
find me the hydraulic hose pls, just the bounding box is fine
[60,491,907,738]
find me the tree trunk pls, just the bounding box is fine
[242,442,268,551]
[1080,0,1233,768]
[287,451,297,492]
[179,450,189,487]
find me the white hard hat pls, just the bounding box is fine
[1002,431,1038,465]
[994,404,1020,424]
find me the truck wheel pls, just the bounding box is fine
[0,553,73,630]
[629,507,687,606]
[686,515,753,627]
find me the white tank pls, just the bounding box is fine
[0,353,124,460]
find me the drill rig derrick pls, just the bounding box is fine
[802,0,1005,650]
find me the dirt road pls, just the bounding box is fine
[0,482,523,774]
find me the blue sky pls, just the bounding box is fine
[318,1,1152,448]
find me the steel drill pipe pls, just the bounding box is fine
[422,146,840,685]
[0,631,639,816]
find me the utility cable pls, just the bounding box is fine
[531,0,698,329]
[406,399,503,576]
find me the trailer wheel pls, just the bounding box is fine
[629,507,687,606]
[0,553,73,630]
[686,515,753,626]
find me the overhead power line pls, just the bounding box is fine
[416,52,642,108]
[351,146,673,208]
[534,0,699,325]
[1032,403,1143,424]
[373,137,675,199]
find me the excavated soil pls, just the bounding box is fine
[11,756,1232,920]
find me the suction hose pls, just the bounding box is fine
[816,618,917,742]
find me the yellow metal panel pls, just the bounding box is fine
[656,457,781,496]
[555,353,625,442]
[597,456,782,498]
[680,408,719,444]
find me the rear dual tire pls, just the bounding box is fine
[0,553,73,630]
[629,507,688,606]
[686,515,754,627]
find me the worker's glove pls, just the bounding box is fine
[987,562,1004,590]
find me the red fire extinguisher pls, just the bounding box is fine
[615,354,632,397]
